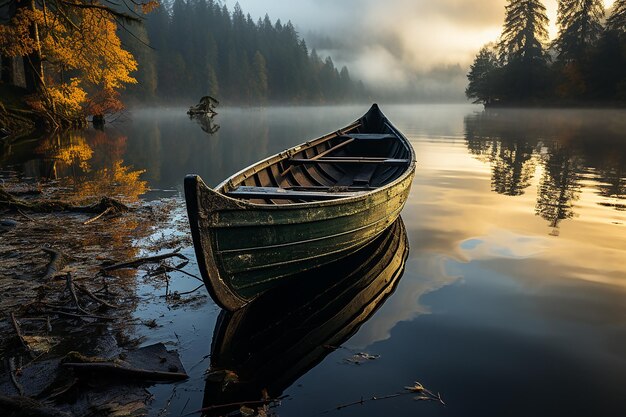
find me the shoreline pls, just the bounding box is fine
[0,182,201,416]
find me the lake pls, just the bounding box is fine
[2,104,626,416]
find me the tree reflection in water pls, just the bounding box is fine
[2,129,148,204]
[464,109,626,232]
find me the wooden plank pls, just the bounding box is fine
[313,138,355,159]
[226,186,365,201]
[353,164,378,185]
[289,157,409,166]
[279,138,355,177]
[340,134,396,140]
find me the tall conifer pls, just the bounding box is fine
[555,0,605,60]
[499,0,549,62]
[606,0,626,32]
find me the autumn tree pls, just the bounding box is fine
[0,0,157,124]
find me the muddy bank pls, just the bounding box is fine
[0,182,200,417]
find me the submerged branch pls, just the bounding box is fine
[103,251,189,272]
[63,362,189,382]
[42,247,69,280]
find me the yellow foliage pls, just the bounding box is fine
[0,9,38,57]
[36,7,138,90]
[77,160,148,203]
[141,0,160,14]
[36,133,94,170]
[47,78,88,116]
[54,142,94,171]
[1,3,139,116]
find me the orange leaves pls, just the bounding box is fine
[47,78,88,115]
[85,88,125,117]
[1,1,143,118]
[140,1,160,14]
[39,8,137,91]
[0,9,39,57]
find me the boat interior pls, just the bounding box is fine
[221,109,412,205]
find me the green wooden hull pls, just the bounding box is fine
[185,104,415,310]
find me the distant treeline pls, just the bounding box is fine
[121,0,366,105]
[466,0,626,107]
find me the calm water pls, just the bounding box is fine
[2,104,626,416]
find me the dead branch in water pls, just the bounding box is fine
[103,251,189,272]
[10,313,31,354]
[65,273,89,315]
[63,362,189,382]
[83,206,114,225]
[8,358,25,396]
[73,282,117,309]
[42,247,69,280]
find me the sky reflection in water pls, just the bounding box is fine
[1,105,625,416]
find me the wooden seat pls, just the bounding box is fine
[339,134,396,140]
[288,157,409,166]
[226,186,365,201]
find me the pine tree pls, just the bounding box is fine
[498,0,549,62]
[555,0,605,61]
[497,1,550,101]
[251,51,268,104]
[606,0,626,33]
[466,45,501,105]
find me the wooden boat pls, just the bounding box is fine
[185,104,415,310]
[202,219,408,415]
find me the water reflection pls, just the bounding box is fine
[535,144,583,232]
[1,130,147,203]
[202,218,408,416]
[464,109,626,231]
[189,114,220,135]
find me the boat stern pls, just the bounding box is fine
[184,174,249,311]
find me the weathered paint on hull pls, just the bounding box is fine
[185,170,413,306]
[185,104,416,311]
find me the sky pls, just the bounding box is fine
[229,0,617,100]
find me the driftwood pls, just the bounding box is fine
[187,95,219,116]
[103,251,189,272]
[65,273,89,315]
[42,247,69,280]
[10,313,32,354]
[83,206,113,225]
[63,362,189,382]
[73,281,117,309]
[0,189,131,214]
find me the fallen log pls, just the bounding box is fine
[0,189,131,214]
[63,362,189,382]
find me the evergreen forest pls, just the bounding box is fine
[122,0,367,105]
[466,0,626,107]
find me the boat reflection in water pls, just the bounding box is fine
[202,218,408,415]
